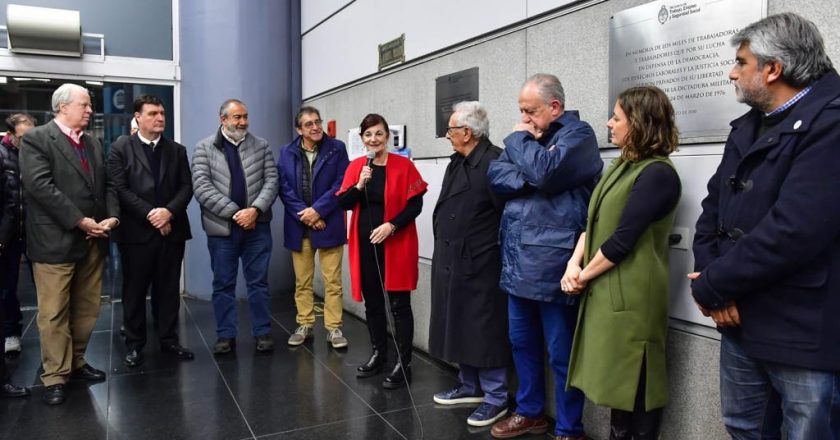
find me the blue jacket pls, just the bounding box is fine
[488,111,602,303]
[692,70,840,371]
[277,135,349,251]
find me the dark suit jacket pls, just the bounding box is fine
[20,120,119,264]
[106,134,192,244]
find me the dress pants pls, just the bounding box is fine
[207,222,273,338]
[359,239,413,363]
[459,364,509,407]
[119,235,185,350]
[33,241,103,386]
[291,238,344,330]
[508,294,585,437]
[0,238,24,337]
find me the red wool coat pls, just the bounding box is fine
[337,154,427,301]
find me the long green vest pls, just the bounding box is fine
[567,156,679,411]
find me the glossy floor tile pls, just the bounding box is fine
[1,287,503,440]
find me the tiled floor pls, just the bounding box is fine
[0,287,532,440]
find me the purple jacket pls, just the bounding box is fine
[277,135,349,251]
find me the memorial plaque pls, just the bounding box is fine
[379,34,405,71]
[610,0,766,141]
[435,67,479,138]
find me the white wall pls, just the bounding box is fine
[301,0,840,438]
[301,0,580,97]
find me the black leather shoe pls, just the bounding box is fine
[71,364,106,382]
[255,335,274,352]
[43,384,65,405]
[161,343,195,360]
[382,363,411,390]
[356,349,387,378]
[1,382,30,398]
[213,337,235,355]
[125,349,144,367]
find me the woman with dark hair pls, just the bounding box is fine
[563,86,681,440]
[337,113,427,389]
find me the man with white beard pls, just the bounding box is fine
[192,99,279,356]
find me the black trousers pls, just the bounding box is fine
[119,237,185,350]
[0,288,6,381]
[609,358,663,440]
[359,240,413,364]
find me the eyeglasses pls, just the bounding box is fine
[446,126,466,134]
[302,119,323,129]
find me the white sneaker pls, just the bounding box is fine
[5,336,21,353]
[327,328,348,349]
[287,325,313,346]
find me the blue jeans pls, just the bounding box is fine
[720,334,840,440]
[459,364,508,407]
[508,294,584,437]
[207,222,273,338]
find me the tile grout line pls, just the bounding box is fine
[183,299,258,440]
[269,315,409,440]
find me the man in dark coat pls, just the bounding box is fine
[430,101,510,427]
[106,94,194,368]
[691,13,840,439]
[21,83,120,405]
[0,113,35,354]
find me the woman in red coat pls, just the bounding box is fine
[337,113,427,389]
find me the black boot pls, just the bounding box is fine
[382,362,411,389]
[356,349,387,378]
[609,408,633,440]
[632,408,663,440]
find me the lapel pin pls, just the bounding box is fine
[793,120,802,130]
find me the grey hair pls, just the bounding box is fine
[524,73,565,107]
[51,83,89,112]
[219,99,246,116]
[452,101,489,139]
[731,13,833,88]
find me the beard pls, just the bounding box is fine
[734,75,774,112]
[223,124,248,142]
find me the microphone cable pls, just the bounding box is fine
[361,162,425,440]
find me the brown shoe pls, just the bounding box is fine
[490,413,548,439]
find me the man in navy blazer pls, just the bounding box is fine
[106,95,194,368]
[277,107,350,349]
[691,13,840,439]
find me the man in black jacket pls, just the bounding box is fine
[691,13,840,439]
[0,113,34,354]
[106,95,194,368]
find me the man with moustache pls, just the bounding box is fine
[487,74,601,440]
[106,94,194,367]
[277,106,350,348]
[193,99,278,355]
[21,83,120,405]
[691,13,840,439]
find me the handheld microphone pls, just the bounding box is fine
[365,151,375,167]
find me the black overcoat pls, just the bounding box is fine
[428,139,511,368]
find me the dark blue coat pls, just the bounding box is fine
[488,111,602,303]
[277,135,349,251]
[692,70,840,371]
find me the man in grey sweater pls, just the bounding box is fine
[192,99,278,355]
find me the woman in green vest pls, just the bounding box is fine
[562,85,681,440]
